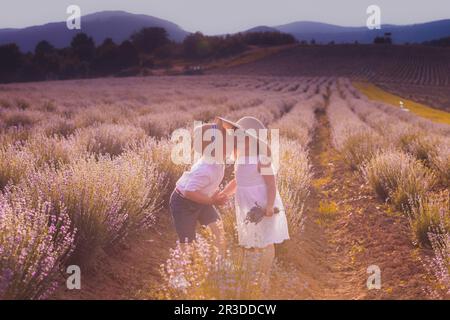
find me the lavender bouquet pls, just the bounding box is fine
[244,202,280,225]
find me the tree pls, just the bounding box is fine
[70,33,95,61]
[59,57,81,79]
[22,53,45,81]
[117,41,139,69]
[33,40,59,79]
[0,43,22,81]
[243,32,296,47]
[35,40,54,55]
[216,34,246,57]
[384,32,392,44]
[374,33,392,44]
[131,27,169,54]
[423,36,450,47]
[154,43,176,59]
[183,32,212,59]
[93,38,119,75]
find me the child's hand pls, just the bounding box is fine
[265,206,274,217]
[211,191,229,206]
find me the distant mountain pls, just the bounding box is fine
[1,11,449,53]
[274,20,450,44]
[244,26,279,33]
[0,11,189,52]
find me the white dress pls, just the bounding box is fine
[235,156,290,248]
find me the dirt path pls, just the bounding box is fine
[273,94,366,299]
[276,93,431,299]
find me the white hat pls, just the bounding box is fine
[216,116,266,138]
[217,116,270,158]
[236,116,265,131]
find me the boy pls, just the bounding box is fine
[169,120,231,253]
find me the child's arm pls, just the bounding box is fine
[262,174,277,216]
[260,160,276,216]
[184,190,227,206]
[183,166,228,205]
[221,178,237,197]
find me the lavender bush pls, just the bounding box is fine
[363,150,435,212]
[0,188,75,299]
[20,153,165,261]
[423,212,450,299]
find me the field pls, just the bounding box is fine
[216,45,450,112]
[0,74,449,300]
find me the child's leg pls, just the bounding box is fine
[199,205,226,256]
[169,190,198,244]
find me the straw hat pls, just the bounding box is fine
[216,116,270,158]
[192,123,218,154]
[236,116,266,132]
[215,116,242,130]
[216,116,265,134]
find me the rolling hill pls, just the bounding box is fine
[0,11,189,52]
[244,26,280,33]
[273,20,450,44]
[1,10,449,53]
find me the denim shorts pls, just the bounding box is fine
[169,190,220,243]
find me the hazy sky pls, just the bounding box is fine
[1,0,449,34]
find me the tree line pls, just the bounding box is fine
[422,36,450,47]
[0,28,296,83]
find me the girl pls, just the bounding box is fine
[218,116,289,283]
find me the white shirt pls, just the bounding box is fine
[176,158,225,197]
